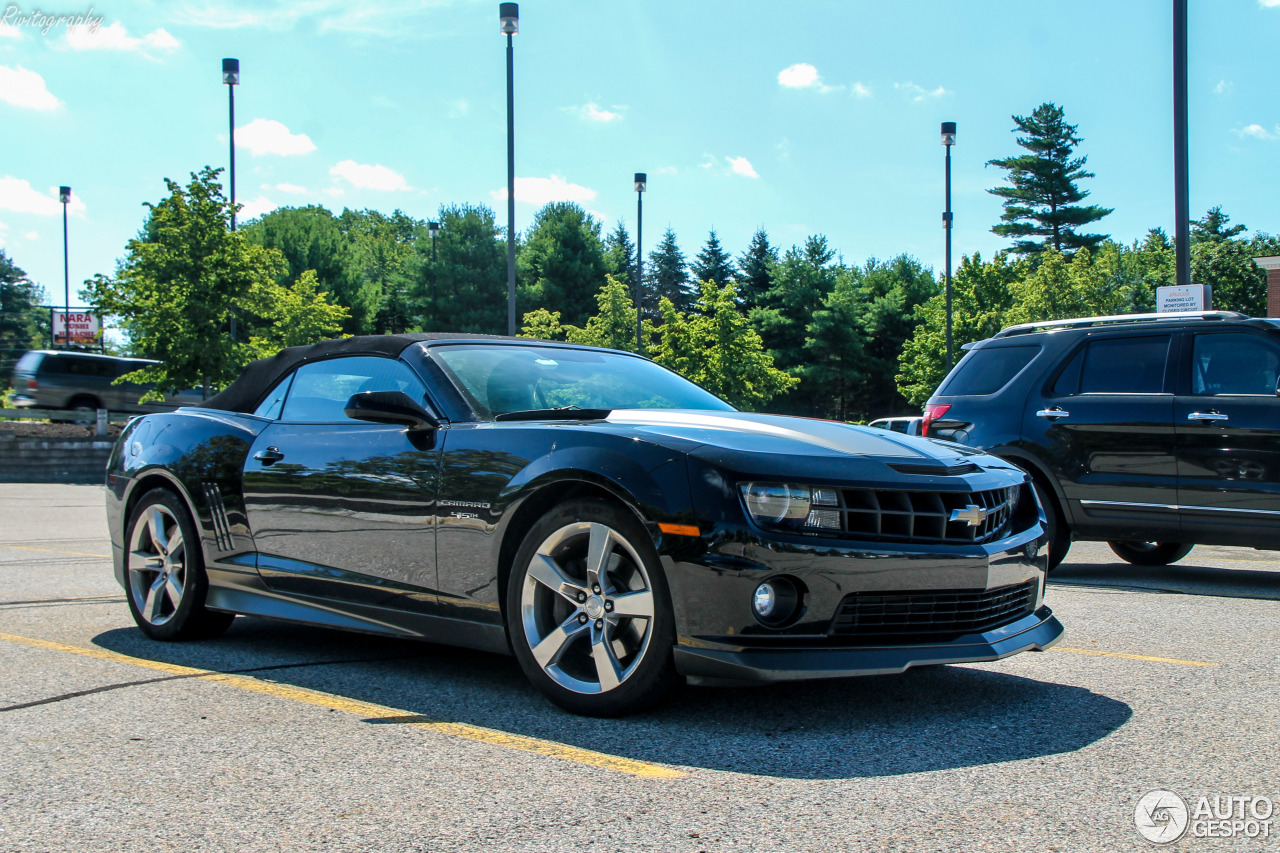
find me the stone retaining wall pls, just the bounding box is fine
[0,435,113,484]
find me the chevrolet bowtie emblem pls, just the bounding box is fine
[949,504,988,527]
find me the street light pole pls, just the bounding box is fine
[500,4,519,336]
[1173,0,1190,287]
[941,121,956,371]
[223,59,239,232]
[428,221,441,321]
[634,172,646,354]
[60,186,71,348]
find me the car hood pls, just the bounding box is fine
[604,410,985,467]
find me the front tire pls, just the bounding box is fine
[1107,541,1194,566]
[124,489,235,641]
[1032,479,1071,572]
[505,498,679,717]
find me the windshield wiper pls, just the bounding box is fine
[493,406,612,422]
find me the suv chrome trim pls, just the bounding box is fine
[1080,499,1280,517]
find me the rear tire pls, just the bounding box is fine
[1107,541,1193,566]
[505,498,679,717]
[124,488,235,641]
[1032,479,1071,572]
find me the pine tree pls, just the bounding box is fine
[517,202,608,328]
[987,103,1112,257]
[413,203,507,334]
[647,228,693,314]
[691,230,735,286]
[736,228,776,311]
[1192,206,1247,244]
[0,250,47,379]
[604,221,635,288]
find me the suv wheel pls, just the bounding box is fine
[1107,541,1193,566]
[1032,480,1071,572]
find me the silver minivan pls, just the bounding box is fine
[9,351,203,415]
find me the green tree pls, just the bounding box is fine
[517,202,608,327]
[251,270,350,351]
[691,230,736,286]
[85,166,287,398]
[243,206,373,334]
[750,235,839,414]
[413,203,507,334]
[338,208,420,334]
[520,276,640,353]
[604,220,635,288]
[0,250,47,378]
[896,252,1022,406]
[646,228,693,314]
[736,228,777,311]
[1192,206,1247,244]
[649,281,796,409]
[518,308,567,341]
[988,102,1112,257]
[802,273,865,421]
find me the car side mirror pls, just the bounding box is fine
[344,391,439,431]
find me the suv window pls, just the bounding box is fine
[1192,333,1280,396]
[13,352,42,375]
[280,357,426,423]
[939,345,1040,396]
[1078,335,1170,394]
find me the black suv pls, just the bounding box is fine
[924,311,1280,569]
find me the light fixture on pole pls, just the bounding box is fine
[428,221,441,260]
[941,121,956,371]
[60,186,71,348]
[634,172,646,353]
[222,59,239,232]
[500,3,518,336]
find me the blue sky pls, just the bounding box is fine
[2,0,1279,309]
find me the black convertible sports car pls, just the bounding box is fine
[107,334,1063,716]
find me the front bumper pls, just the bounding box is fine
[673,606,1063,682]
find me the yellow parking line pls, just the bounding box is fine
[0,631,686,780]
[1,544,112,559]
[1051,646,1218,667]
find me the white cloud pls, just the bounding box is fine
[1236,123,1279,140]
[265,182,308,194]
[0,178,87,216]
[895,81,950,102]
[323,186,346,198]
[490,174,596,206]
[656,166,678,176]
[0,65,62,111]
[569,101,623,123]
[727,157,759,179]
[851,82,872,98]
[1213,80,1234,95]
[0,20,22,39]
[697,155,759,179]
[777,62,841,94]
[236,196,278,220]
[236,119,316,157]
[23,231,38,240]
[1261,0,1280,7]
[65,21,180,54]
[330,160,409,191]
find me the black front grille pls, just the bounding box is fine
[806,485,1017,544]
[830,580,1037,641]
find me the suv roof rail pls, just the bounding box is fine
[993,310,1248,338]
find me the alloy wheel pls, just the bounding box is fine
[127,504,188,626]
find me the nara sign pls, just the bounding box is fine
[52,310,103,346]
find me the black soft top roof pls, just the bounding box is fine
[197,332,520,413]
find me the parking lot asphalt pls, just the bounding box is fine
[1,484,1277,852]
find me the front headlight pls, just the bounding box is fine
[740,483,811,525]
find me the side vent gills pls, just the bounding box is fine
[202,483,235,553]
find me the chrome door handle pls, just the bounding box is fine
[1036,408,1070,420]
[254,446,285,464]
[1188,412,1228,422]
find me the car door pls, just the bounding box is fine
[242,355,444,610]
[1023,332,1180,541]
[1175,329,1280,548]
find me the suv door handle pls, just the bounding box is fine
[1188,411,1229,423]
[1036,407,1070,420]
[253,446,285,464]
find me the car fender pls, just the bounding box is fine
[987,445,1078,528]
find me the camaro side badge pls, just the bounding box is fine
[950,504,988,527]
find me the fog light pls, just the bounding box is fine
[753,582,777,618]
[750,577,802,627]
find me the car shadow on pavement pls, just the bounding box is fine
[1051,558,1280,601]
[92,619,1131,781]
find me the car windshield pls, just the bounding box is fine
[428,344,735,417]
